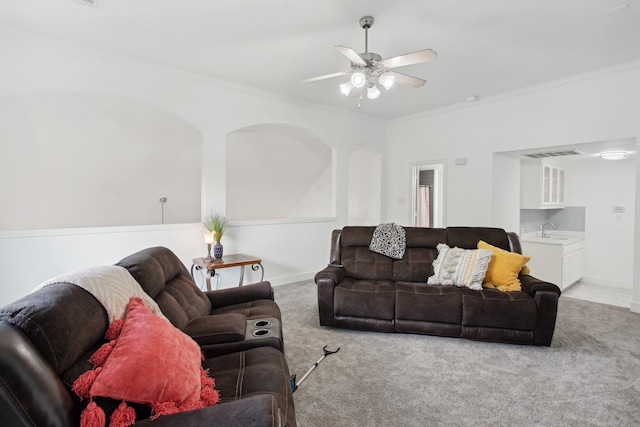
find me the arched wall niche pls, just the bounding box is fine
[226,123,334,222]
[347,143,382,226]
[0,92,202,230]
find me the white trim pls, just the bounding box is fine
[228,217,337,227]
[631,302,640,314]
[0,222,203,240]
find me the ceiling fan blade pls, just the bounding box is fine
[381,49,437,69]
[335,45,367,66]
[299,71,347,83]
[385,71,426,88]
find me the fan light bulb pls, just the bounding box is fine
[351,72,366,88]
[340,81,354,96]
[367,85,381,100]
[378,74,395,90]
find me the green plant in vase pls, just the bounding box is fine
[203,212,227,259]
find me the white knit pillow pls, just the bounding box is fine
[427,243,492,291]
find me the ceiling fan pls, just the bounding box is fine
[300,16,437,102]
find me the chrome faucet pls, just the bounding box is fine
[541,222,556,238]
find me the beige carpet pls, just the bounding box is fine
[274,281,640,427]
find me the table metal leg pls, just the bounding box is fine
[239,265,245,286]
[206,271,213,291]
[251,263,264,282]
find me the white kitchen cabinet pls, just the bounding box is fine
[521,239,584,289]
[520,161,565,209]
[561,241,585,288]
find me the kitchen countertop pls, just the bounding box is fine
[520,231,585,246]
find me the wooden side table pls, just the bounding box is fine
[192,254,264,291]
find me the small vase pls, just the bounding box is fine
[213,242,223,259]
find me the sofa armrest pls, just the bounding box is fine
[184,313,246,345]
[315,265,346,285]
[315,265,345,327]
[519,275,561,346]
[205,281,274,309]
[0,321,78,427]
[133,394,282,427]
[520,274,561,297]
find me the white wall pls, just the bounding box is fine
[347,146,382,225]
[0,25,386,306]
[563,157,635,286]
[226,124,333,221]
[0,92,201,229]
[386,62,640,310]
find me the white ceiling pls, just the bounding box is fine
[1,0,640,120]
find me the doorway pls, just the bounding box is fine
[412,161,445,227]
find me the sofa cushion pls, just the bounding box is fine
[205,346,296,427]
[334,279,395,320]
[0,283,108,374]
[393,247,438,282]
[341,247,394,281]
[117,247,212,330]
[446,227,511,251]
[427,243,492,290]
[461,288,537,330]
[393,227,447,282]
[340,227,394,280]
[478,240,530,292]
[395,282,462,324]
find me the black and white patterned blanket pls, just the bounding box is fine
[369,223,406,259]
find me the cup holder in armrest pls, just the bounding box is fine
[253,320,271,328]
[246,318,281,342]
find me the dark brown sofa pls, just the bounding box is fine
[316,226,561,346]
[0,247,296,427]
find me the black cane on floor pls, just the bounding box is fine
[290,344,341,393]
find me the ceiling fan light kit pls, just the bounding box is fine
[301,15,437,108]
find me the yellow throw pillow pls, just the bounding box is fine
[477,240,531,292]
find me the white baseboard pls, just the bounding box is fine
[631,302,640,314]
[580,276,632,290]
[270,272,316,287]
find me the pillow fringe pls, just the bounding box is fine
[80,401,106,427]
[110,401,136,427]
[72,368,101,400]
[105,319,124,340]
[89,341,116,367]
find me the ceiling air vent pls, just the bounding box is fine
[524,149,583,159]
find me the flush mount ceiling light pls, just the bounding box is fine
[300,16,437,108]
[600,151,628,160]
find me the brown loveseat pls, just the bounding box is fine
[0,247,296,427]
[316,226,561,346]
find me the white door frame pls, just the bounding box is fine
[411,160,446,227]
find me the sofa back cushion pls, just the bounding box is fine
[116,247,212,331]
[446,227,510,251]
[0,283,108,375]
[340,227,393,280]
[393,227,447,282]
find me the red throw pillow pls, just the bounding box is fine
[72,297,219,427]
